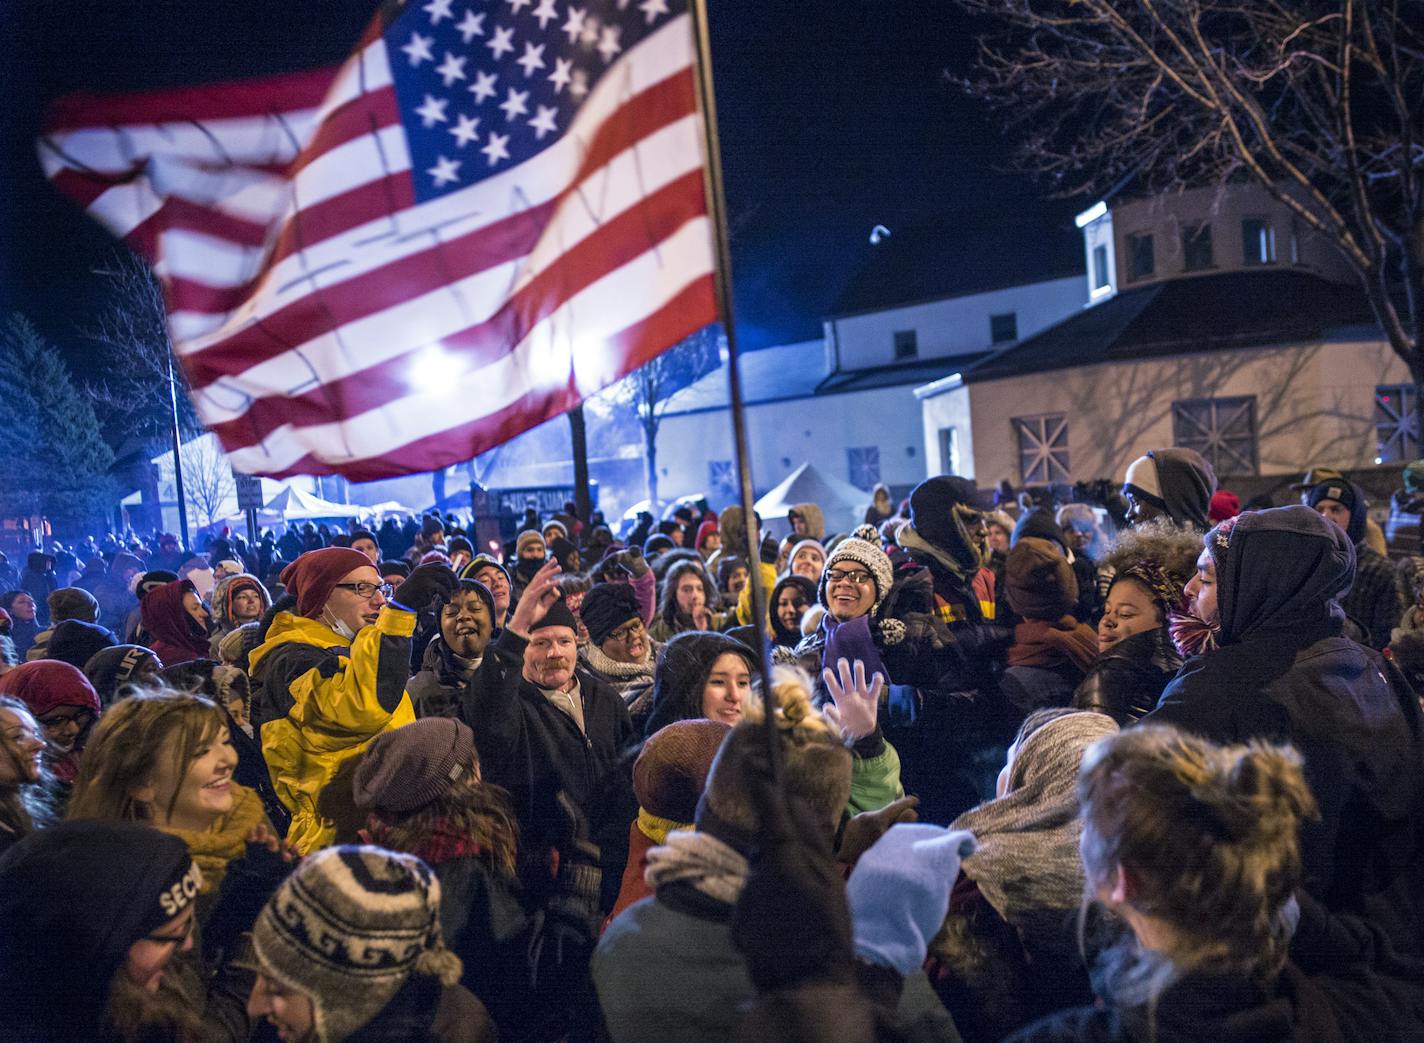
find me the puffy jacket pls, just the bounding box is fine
[1072,627,1181,725]
[207,573,271,658]
[248,606,417,853]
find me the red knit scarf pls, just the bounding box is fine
[360,817,486,867]
[1007,617,1099,673]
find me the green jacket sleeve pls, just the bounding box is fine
[846,736,903,816]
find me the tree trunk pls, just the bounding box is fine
[642,420,660,506]
[568,404,592,524]
[1414,374,1424,464]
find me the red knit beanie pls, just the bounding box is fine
[1208,489,1242,523]
[280,548,375,619]
[0,660,101,717]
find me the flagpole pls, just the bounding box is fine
[687,0,781,779]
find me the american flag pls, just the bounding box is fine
[40,0,716,480]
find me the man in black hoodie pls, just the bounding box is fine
[1121,447,1217,530]
[1308,478,1402,650]
[1146,505,1424,952]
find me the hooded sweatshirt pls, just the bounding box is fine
[207,573,272,657]
[788,502,826,541]
[0,660,102,784]
[141,580,212,667]
[1123,448,1217,530]
[1147,506,1424,949]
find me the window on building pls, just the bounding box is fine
[1289,218,1301,264]
[1013,414,1070,484]
[1172,396,1258,475]
[1376,385,1419,463]
[893,329,918,360]
[1128,233,1155,280]
[938,427,960,476]
[1181,223,1214,271]
[990,312,1018,344]
[1242,218,1275,265]
[708,460,736,497]
[847,446,881,490]
[1092,245,1110,290]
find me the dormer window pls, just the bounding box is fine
[1242,218,1275,265]
[1092,245,1110,290]
[1182,223,1214,271]
[1127,233,1154,281]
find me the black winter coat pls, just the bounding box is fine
[1072,627,1181,725]
[1005,894,1424,1043]
[1146,623,1424,949]
[459,629,635,859]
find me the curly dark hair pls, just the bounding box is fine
[1099,519,1204,590]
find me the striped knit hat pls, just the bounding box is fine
[247,846,462,1042]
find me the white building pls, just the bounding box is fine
[651,266,1087,509]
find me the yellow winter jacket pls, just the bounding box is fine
[248,607,417,853]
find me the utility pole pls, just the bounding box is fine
[167,355,191,549]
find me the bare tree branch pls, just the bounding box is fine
[953,0,1424,381]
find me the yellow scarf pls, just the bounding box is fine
[637,808,689,846]
[161,783,267,894]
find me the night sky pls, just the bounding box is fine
[0,0,1082,365]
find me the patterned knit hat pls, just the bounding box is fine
[818,526,894,615]
[1111,559,1186,621]
[247,846,462,1043]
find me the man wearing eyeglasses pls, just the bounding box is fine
[249,547,459,852]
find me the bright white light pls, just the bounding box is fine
[410,345,466,393]
[870,224,891,244]
[1075,201,1107,228]
[1375,457,1384,465]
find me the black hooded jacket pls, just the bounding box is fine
[642,630,756,737]
[1148,448,1215,530]
[1146,506,1424,950]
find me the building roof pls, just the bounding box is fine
[962,269,1379,385]
[831,210,1085,318]
[661,340,826,414]
[817,353,991,394]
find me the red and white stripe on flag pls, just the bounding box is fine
[39,2,717,480]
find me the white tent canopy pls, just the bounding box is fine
[263,486,370,521]
[755,462,871,538]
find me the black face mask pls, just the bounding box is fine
[515,557,544,581]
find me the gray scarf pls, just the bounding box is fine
[582,639,657,681]
[952,712,1119,926]
[644,829,748,906]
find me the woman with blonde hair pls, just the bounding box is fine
[0,694,55,856]
[1007,726,1423,1042]
[67,689,268,903]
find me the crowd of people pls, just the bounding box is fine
[1,453,1422,1042]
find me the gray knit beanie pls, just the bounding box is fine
[352,718,475,813]
[818,526,894,615]
[247,846,462,1043]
